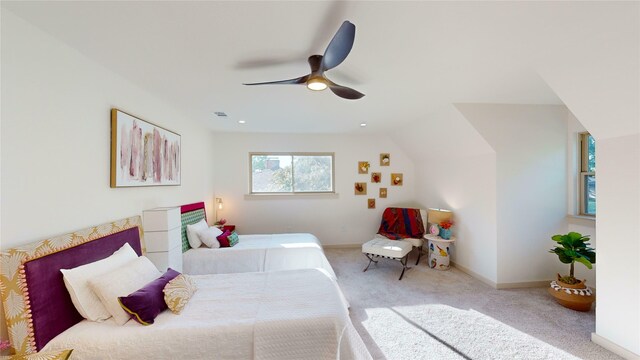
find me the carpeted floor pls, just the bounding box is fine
[324,248,620,360]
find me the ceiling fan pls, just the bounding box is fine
[243,21,364,100]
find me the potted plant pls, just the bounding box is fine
[547,232,596,311]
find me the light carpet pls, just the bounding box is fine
[324,248,620,360]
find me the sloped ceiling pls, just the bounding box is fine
[2,1,636,136]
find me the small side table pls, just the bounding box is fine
[423,234,456,271]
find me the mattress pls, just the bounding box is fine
[183,233,337,279]
[43,269,371,360]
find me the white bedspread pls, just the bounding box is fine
[183,233,337,279]
[44,269,371,360]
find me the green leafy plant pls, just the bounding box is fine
[549,232,595,284]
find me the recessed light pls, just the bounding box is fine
[360,123,367,127]
[238,120,246,124]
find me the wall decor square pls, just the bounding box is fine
[380,153,390,166]
[355,182,367,195]
[391,173,403,186]
[358,161,370,174]
[368,198,376,209]
[379,188,387,198]
[371,172,381,183]
[111,109,181,187]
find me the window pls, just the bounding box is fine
[250,153,334,194]
[579,132,596,216]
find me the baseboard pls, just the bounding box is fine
[496,280,597,290]
[496,281,550,289]
[591,333,640,360]
[323,244,361,249]
[450,261,552,289]
[450,261,497,288]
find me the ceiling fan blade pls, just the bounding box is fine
[243,75,309,86]
[321,21,356,71]
[326,79,364,100]
[234,57,304,70]
[307,0,349,54]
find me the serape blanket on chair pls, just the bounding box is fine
[377,207,425,240]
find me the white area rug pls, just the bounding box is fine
[325,248,620,360]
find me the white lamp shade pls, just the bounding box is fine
[427,208,453,225]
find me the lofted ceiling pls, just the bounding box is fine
[5,1,624,134]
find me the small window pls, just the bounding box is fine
[250,153,334,194]
[579,132,596,216]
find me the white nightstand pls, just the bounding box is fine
[423,234,456,271]
[143,207,182,272]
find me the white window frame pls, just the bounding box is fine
[249,152,335,195]
[578,132,595,217]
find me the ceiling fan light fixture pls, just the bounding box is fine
[306,76,327,91]
[243,21,364,100]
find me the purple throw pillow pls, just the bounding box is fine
[217,230,232,247]
[118,268,181,325]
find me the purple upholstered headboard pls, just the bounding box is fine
[0,216,144,354]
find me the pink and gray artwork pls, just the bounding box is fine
[113,110,180,187]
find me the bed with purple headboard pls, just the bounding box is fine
[0,216,371,359]
[0,216,144,355]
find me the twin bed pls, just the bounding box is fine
[0,214,370,359]
[180,202,337,278]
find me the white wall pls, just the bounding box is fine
[457,104,569,285]
[535,5,639,350]
[594,134,640,355]
[416,152,498,286]
[394,104,571,287]
[212,133,417,245]
[1,10,216,341]
[391,105,499,285]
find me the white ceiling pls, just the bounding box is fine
[6,1,620,134]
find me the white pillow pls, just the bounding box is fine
[60,242,138,321]
[88,256,161,325]
[186,219,208,249]
[197,226,223,248]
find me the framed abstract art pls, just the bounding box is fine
[111,109,181,187]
